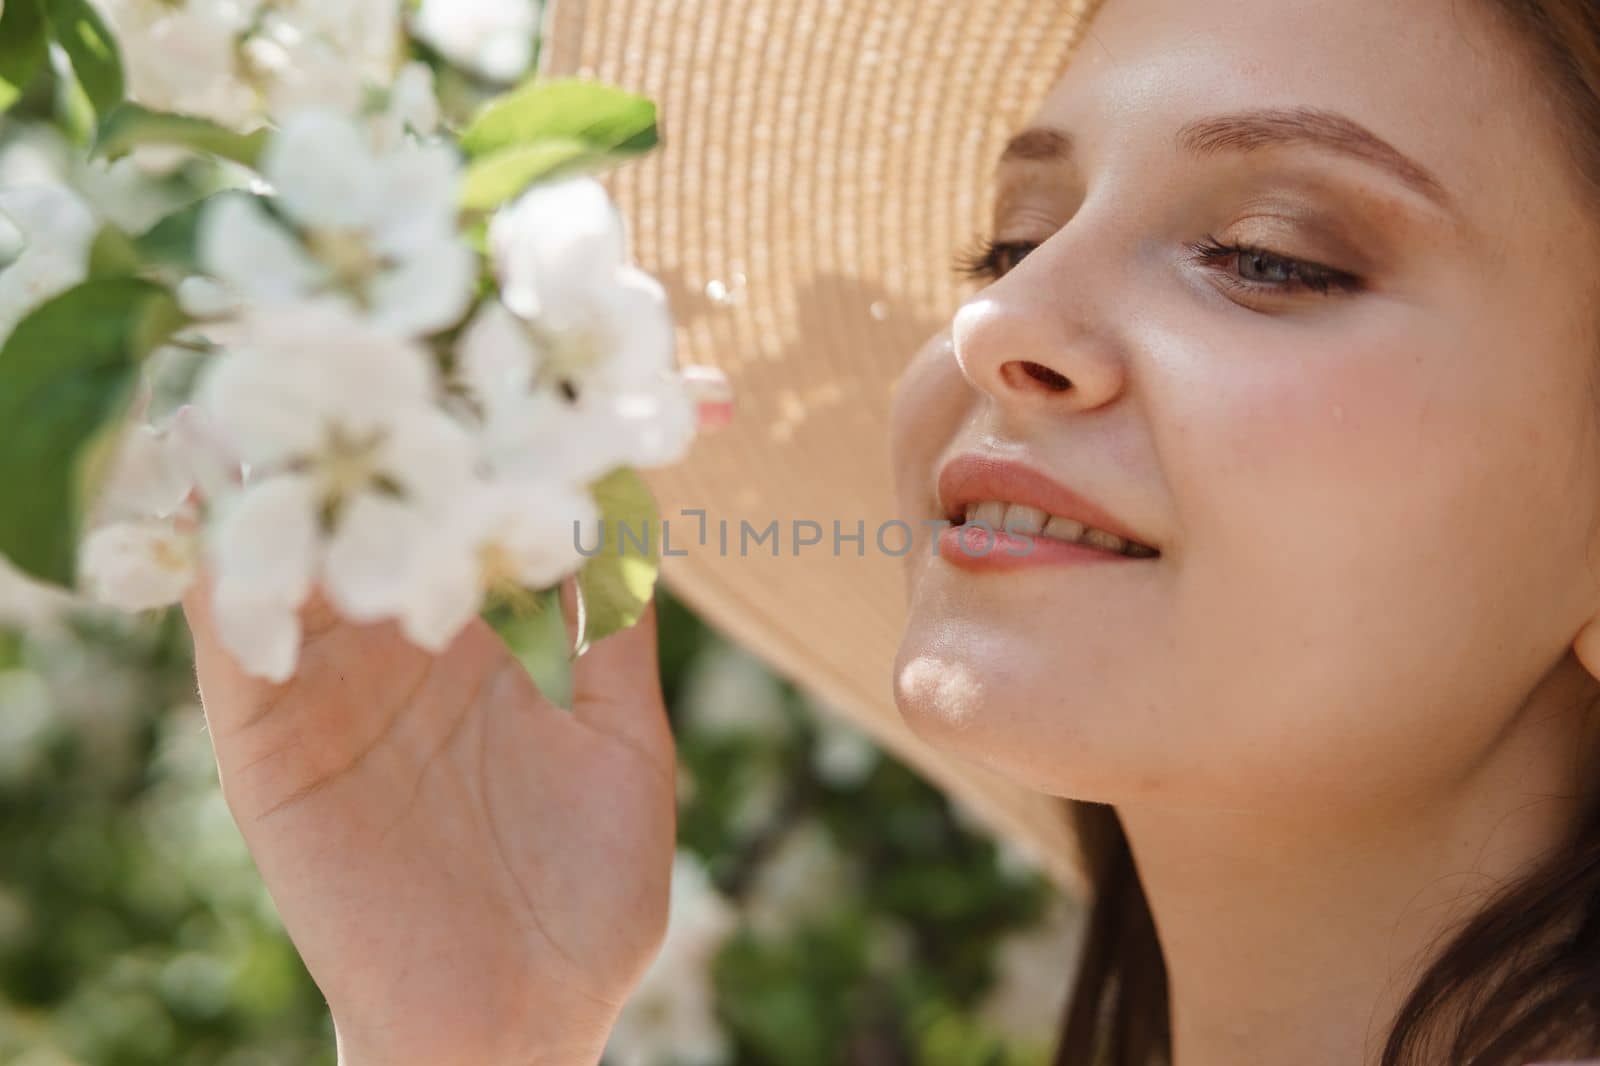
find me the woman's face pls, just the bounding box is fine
[889,0,1600,810]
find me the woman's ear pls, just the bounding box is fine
[1573,615,1600,681]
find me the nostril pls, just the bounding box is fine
[1003,360,1073,393]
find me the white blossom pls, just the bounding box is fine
[464,177,697,481]
[94,0,261,130]
[0,558,73,629]
[78,411,235,613]
[380,476,599,651]
[745,822,856,938]
[80,521,200,611]
[606,852,736,1066]
[680,642,791,741]
[94,0,402,131]
[412,0,539,84]
[194,306,477,679]
[199,110,475,338]
[0,183,95,343]
[809,711,881,788]
[978,899,1085,1047]
[247,0,401,118]
[369,62,443,154]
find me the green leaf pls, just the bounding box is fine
[456,78,659,210]
[575,468,661,654]
[0,279,185,587]
[94,103,269,167]
[459,137,596,211]
[0,0,47,114]
[42,0,125,119]
[86,224,142,280]
[461,78,658,159]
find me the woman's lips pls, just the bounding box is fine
[936,454,1157,552]
[936,524,1152,573]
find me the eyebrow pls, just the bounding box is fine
[999,106,1456,214]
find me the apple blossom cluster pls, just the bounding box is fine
[92,0,539,136]
[0,0,728,683]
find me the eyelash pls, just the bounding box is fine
[953,234,1366,298]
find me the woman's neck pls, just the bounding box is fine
[1115,658,1600,1066]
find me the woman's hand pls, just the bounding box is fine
[182,579,677,1066]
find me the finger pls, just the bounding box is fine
[182,570,342,731]
[569,592,673,763]
[182,568,266,710]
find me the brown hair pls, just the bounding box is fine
[1053,2,1600,1063]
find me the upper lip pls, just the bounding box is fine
[936,453,1158,552]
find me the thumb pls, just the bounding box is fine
[561,578,673,764]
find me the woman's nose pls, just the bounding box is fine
[950,262,1126,416]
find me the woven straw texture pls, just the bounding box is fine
[542,0,1107,894]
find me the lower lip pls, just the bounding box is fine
[935,524,1152,573]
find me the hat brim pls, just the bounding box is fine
[542,0,1106,895]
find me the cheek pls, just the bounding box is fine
[1148,310,1597,800]
[888,332,971,513]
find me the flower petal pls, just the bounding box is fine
[199,195,323,305]
[372,141,462,256]
[194,346,325,466]
[487,476,597,589]
[100,422,194,520]
[490,176,625,320]
[397,547,482,652]
[368,236,475,338]
[458,299,538,408]
[209,475,319,603]
[586,268,678,389]
[80,520,198,610]
[321,489,428,622]
[212,576,304,683]
[264,110,378,231]
[377,408,478,505]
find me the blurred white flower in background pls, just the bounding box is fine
[0,670,54,786]
[246,0,402,117]
[369,62,444,153]
[78,410,235,613]
[977,897,1084,1048]
[679,642,791,741]
[0,183,95,343]
[744,822,857,938]
[606,851,736,1066]
[93,0,260,130]
[93,0,404,130]
[0,124,192,233]
[198,110,474,338]
[412,0,539,84]
[0,559,72,630]
[808,706,881,788]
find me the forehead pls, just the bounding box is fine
[1020,0,1578,238]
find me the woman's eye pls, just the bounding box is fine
[953,238,1040,282]
[1187,235,1365,298]
[952,232,1366,299]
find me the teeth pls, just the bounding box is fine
[958,500,1157,558]
[971,501,1006,529]
[1003,504,1047,537]
[1043,515,1085,542]
[1081,528,1126,553]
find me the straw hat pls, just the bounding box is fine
[541,0,1110,895]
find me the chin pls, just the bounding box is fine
[890,605,1124,802]
[889,557,1177,797]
